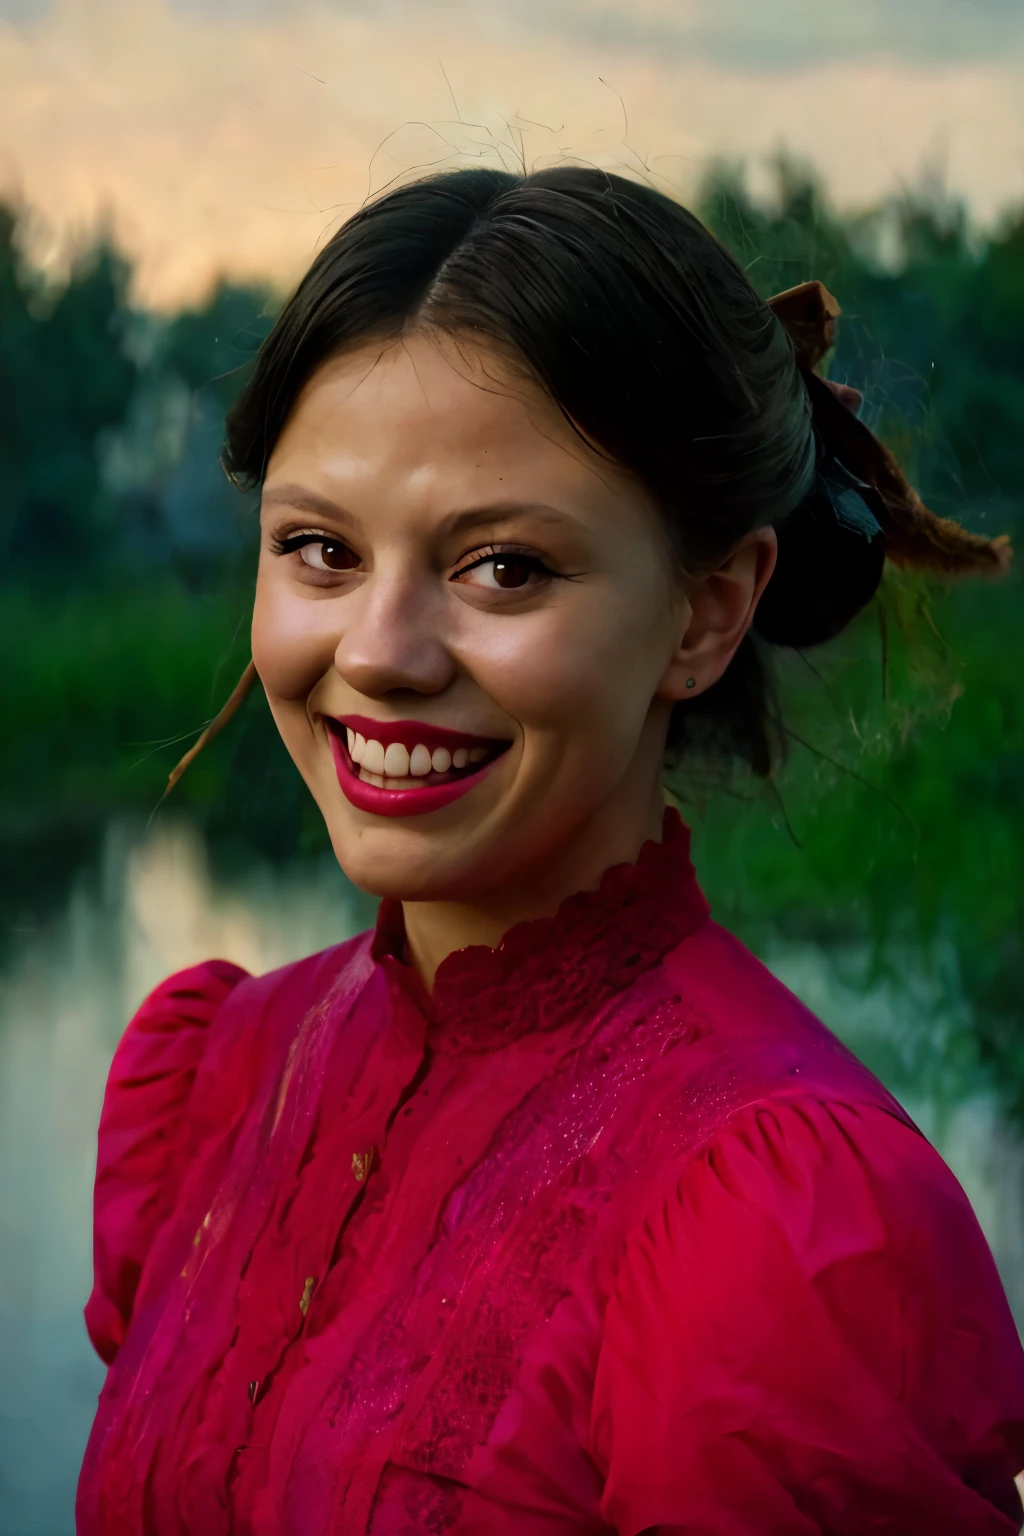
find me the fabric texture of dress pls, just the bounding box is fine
[78,810,1024,1533]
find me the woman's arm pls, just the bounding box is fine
[592,1094,1024,1535]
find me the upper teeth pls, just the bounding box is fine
[344,729,489,777]
[409,744,433,776]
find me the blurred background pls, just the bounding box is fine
[1,1,1023,1530]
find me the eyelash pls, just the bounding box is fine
[449,544,559,584]
[269,530,562,584]
[270,531,338,556]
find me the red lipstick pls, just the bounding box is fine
[326,715,511,819]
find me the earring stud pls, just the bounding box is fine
[685,677,696,689]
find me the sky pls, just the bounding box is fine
[2,0,1023,306]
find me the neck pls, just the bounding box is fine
[401,783,668,990]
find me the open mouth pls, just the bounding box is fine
[325,714,512,818]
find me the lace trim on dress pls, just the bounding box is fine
[372,808,709,1054]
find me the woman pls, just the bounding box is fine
[78,168,1024,1534]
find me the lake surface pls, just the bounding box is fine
[1,821,1021,1534]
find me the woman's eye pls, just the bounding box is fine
[300,539,359,572]
[453,552,548,591]
[274,531,360,572]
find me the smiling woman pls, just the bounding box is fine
[246,323,744,968]
[78,168,1024,1534]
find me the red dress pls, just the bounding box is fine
[78,811,1024,1533]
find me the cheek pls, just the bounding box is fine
[471,585,672,750]
[251,569,337,704]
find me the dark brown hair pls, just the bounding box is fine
[223,166,1007,777]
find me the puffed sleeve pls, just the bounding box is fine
[84,959,248,1365]
[591,1095,1024,1535]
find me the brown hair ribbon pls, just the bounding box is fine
[767,280,1011,576]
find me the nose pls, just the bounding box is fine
[333,566,456,700]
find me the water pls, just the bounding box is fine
[1,823,1021,1534]
[0,821,362,1534]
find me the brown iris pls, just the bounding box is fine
[320,540,359,571]
[491,555,534,589]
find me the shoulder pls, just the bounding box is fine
[619,1091,988,1292]
[640,918,912,1133]
[84,933,374,1364]
[85,957,248,1362]
[621,923,1017,1359]
[584,921,933,1275]
[663,918,881,1071]
[97,934,373,1146]
[593,1089,1024,1533]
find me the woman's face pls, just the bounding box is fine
[252,332,705,903]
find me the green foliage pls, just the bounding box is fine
[0,207,138,573]
[686,570,1024,1108]
[157,279,274,411]
[1,168,1022,1119]
[688,162,1024,1116]
[0,580,326,874]
[700,160,1024,521]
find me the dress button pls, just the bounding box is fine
[351,1147,376,1183]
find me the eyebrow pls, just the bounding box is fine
[260,485,358,524]
[441,503,583,539]
[260,484,584,538]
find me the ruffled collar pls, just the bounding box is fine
[372,808,709,1055]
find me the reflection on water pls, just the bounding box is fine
[0,822,1021,1533]
[0,821,361,1534]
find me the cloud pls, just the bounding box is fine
[553,0,1024,71]
[162,0,1024,69]
[0,0,46,19]
[2,0,1022,306]
[10,0,1024,67]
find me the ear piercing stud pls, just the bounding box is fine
[685,677,696,689]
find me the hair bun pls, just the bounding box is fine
[754,448,887,647]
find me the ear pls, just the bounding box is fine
[658,528,778,701]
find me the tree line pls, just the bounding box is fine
[1,162,1021,1119]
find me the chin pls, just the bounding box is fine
[323,814,492,904]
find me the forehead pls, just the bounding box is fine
[263,331,633,517]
